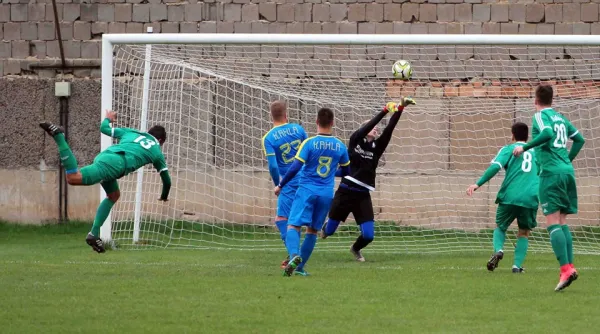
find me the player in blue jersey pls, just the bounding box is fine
[274,107,350,276]
[262,101,307,267]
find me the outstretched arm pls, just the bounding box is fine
[374,109,403,155]
[100,110,127,139]
[349,110,388,149]
[467,146,510,196]
[522,128,553,152]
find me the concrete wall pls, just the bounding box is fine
[2,0,600,227]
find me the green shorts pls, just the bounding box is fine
[539,173,578,215]
[496,204,538,231]
[79,151,125,194]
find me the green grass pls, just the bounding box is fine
[1,222,599,333]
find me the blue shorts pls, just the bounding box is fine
[277,183,298,218]
[288,190,333,231]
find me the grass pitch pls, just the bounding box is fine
[1,222,599,334]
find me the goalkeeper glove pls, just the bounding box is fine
[399,96,416,107]
[384,102,398,113]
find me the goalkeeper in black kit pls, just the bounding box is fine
[321,97,416,261]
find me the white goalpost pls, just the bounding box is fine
[100,33,600,254]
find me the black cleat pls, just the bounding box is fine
[512,267,525,274]
[486,251,504,272]
[282,255,302,277]
[280,255,290,269]
[39,122,64,137]
[86,233,106,253]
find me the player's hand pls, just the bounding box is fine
[384,102,398,113]
[105,110,117,122]
[512,145,524,157]
[274,186,281,196]
[399,96,416,107]
[466,184,479,197]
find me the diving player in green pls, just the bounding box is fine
[40,110,172,253]
[466,122,539,273]
[513,85,585,291]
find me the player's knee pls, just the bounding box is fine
[517,229,530,238]
[306,227,318,235]
[65,172,83,185]
[275,216,287,222]
[360,221,375,241]
[107,191,120,202]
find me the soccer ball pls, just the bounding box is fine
[392,60,413,80]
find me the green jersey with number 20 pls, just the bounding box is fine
[105,128,168,176]
[491,142,539,209]
[532,108,578,176]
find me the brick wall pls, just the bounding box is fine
[0,0,599,76]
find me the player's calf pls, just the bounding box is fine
[86,233,106,253]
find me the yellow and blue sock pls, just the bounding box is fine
[297,233,317,272]
[285,227,301,258]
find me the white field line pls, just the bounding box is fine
[2,260,600,272]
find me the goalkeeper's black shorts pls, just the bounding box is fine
[328,186,374,224]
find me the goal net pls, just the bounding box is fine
[102,34,600,254]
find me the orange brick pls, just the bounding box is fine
[514,86,531,98]
[444,86,459,97]
[501,87,516,97]
[473,87,486,97]
[459,84,474,97]
[491,80,502,86]
[402,86,417,96]
[487,86,502,97]
[472,81,483,88]
[540,80,557,86]
[431,82,443,88]
[585,86,600,98]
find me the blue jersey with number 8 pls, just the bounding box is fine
[295,135,350,196]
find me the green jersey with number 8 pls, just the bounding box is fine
[103,123,168,176]
[531,108,578,176]
[491,143,539,209]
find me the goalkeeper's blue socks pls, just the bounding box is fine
[275,220,287,244]
[90,198,115,237]
[324,219,340,237]
[353,221,375,251]
[297,233,317,272]
[492,227,506,253]
[54,133,78,173]
[285,227,301,258]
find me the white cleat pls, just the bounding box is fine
[350,246,366,262]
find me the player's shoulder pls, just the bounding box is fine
[333,136,347,146]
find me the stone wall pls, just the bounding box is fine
[2,0,600,224]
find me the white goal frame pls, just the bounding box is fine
[99,33,600,243]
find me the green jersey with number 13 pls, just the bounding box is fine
[492,142,539,209]
[531,108,578,176]
[104,128,168,176]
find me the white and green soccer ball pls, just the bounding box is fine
[392,60,413,80]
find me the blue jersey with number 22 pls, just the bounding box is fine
[295,135,350,196]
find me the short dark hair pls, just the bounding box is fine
[317,107,334,128]
[270,101,287,122]
[148,125,167,143]
[512,122,528,142]
[535,85,553,106]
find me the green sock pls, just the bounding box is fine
[492,228,506,253]
[90,198,115,237]
[561,225,574,264]
[547,224,569,266]
[53,133,78,171]
[513,237,528,268]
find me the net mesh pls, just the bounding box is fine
[108,42,600,254]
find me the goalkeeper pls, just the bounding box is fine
[321,97,416,262]
[40,110,172,253]
[466,122,539,273]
